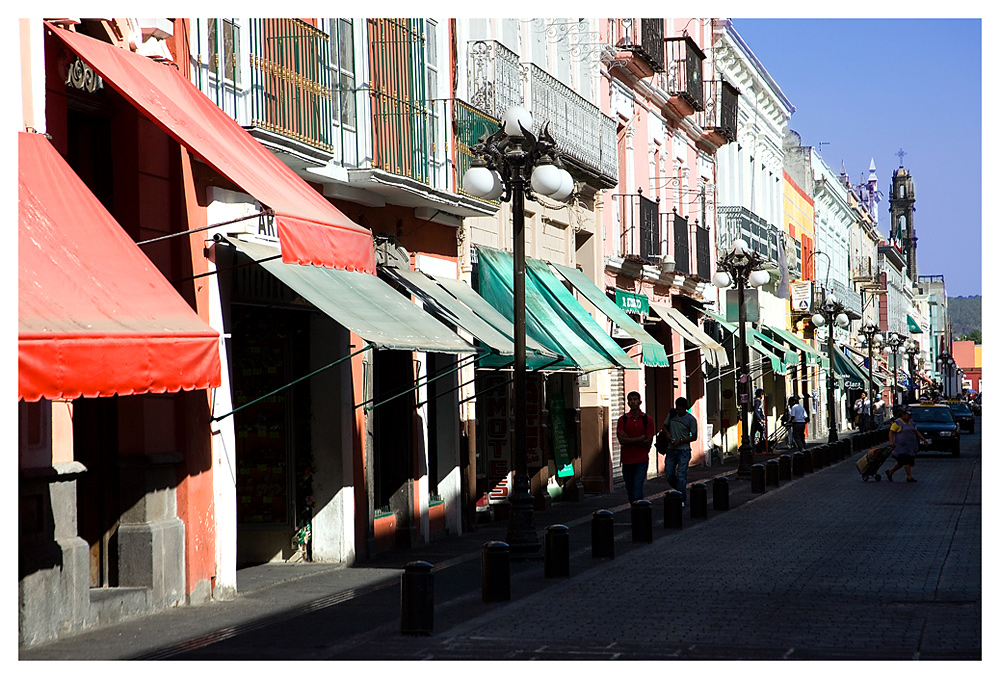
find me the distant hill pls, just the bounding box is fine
[948,295,981,339]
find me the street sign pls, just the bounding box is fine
[615,289,648,316]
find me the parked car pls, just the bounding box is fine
[947,401,975,433]
[909,404,961,457]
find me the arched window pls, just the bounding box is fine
[898,184,906,198]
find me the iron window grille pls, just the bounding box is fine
[665,36,705,112]
[672,211,690,275]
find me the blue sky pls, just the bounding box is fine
[730,18,982,298]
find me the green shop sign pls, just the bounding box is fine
[615,289,648,316]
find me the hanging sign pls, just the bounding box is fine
[615,289,648,316]
[790,281,812,312]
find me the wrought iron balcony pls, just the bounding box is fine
[664,36,705,113]
[717,206,779,264]
[526,64,617,185]
[702,79,739,144]
[614,189,658,262]
[467,40,522,123]
[609,18,665,74]
[672,211,690,275]
[455,99,499,202]
[247,18,337,156]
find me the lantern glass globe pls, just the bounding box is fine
[482,171,504,200]
[502,105,533,137]
[812,313,826,328]
[549,168,574,201]
[874,333,883,345]
[731,239,748,256]
[530,162,563,196]
[462,165,497,198]
[749,269,770,287]
[835,313,849,328]
[712,271,731,288]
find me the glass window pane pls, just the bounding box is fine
[339,19,354,74]
[208,20,218,71]
[426,21,437,67]
[341,73,355,128]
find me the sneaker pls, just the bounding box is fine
[906,478,917,483]
[886,470,893,482]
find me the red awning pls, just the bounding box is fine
[18,132,222,402]
[46,22,375,274]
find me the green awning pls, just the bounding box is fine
[227,238,478,354]
[425,272,562,370]
[549,262,669,367]
[843,345,883,390]
[702,310,787,374]
[475,246,637,372]
[761,325,828,370]
[648,302,728,368]
[907,314,922,333]
[831,350,866,390]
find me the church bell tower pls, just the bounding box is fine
[889,150,917,281]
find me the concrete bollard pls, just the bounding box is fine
[690,483,708,519]
[544,524,570,578]
[751,463,766,493]
[664,490,683,529]
[400,561,434,635]
[765,458,780,487]
[631,500,653,543]
[481,541,510,603]
[591,510,614,559]
[713,476,730,511]
[792,452,805,476]
[779,454,792,481]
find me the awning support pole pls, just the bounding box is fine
[137,210,273,246]
[210,341,375,423]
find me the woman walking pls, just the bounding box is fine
[886,405,929,482]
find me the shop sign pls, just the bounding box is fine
[790,280,812,312]
[615,289,648,316]
[549,393,573,477]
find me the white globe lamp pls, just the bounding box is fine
[712,271,731,288]
[731,239,748,257]
[530,162,563,196]
[812,313,826,328]
[462,164,497,198]
[502,105,533,137]
[749,269,770,287]
[549,168,574,201]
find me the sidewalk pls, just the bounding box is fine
[20,434,861,660]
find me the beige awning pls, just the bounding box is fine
[649,302,729,368]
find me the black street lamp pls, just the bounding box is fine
[811,292,850,442]
[859,322,883,429]
[905,341,920,403]
[712,238,771,479]
[883,332,906,409]
[462,105,574,557]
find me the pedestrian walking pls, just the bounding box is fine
[886,405,928,483]
[788,395,808,452]
[872,395,886,428]
[751,388,766,453]
[855,391,871,431]
[780,397,794,450]
[661,397,698,507]
[616,391,655,504]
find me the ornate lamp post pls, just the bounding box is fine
[883,332,906,409]
[905,341,920,403]
[811,293,850,442]
[859,322,883,429]
[711,238,770,479]
[462,105,574,556]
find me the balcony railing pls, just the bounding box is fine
[702,79,739,142]
[467,40,522,121]
[664,36,705,112]
[672,212,690,275]
[615,189,658,262]
[455,99,500,201]
[526,64,618,183]
[247,18,336,152]
[609,18,664,72]
[717,206,778,264]
[695,223,711,280]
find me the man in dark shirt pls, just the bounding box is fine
[751,388,766,453]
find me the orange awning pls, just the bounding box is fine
[46,21,375,274]
[18,132,221,402]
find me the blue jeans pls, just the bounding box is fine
[622,460,648,504]
[664,447,692,502]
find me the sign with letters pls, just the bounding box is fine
[615,289,648,316]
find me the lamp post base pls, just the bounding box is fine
[735,440,754,479]
[828,430,838,443]
[505,482,540,559]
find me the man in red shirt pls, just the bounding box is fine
[616,391,655,504]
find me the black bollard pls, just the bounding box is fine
[778,454,792,481]
[792,451,805,476]
[400,561,434,635]
[842,439,852,460]
[544,525,570,578]
[765,458,779,487]
[690,483,708,519]
[481,541,510,603]
[664,490,683,529]
[803,447,814,473]
[591,510,614,559]
[713,476,730,510]
[811,447,824,470]
[751,463,766,493]
[631,500,653,543]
